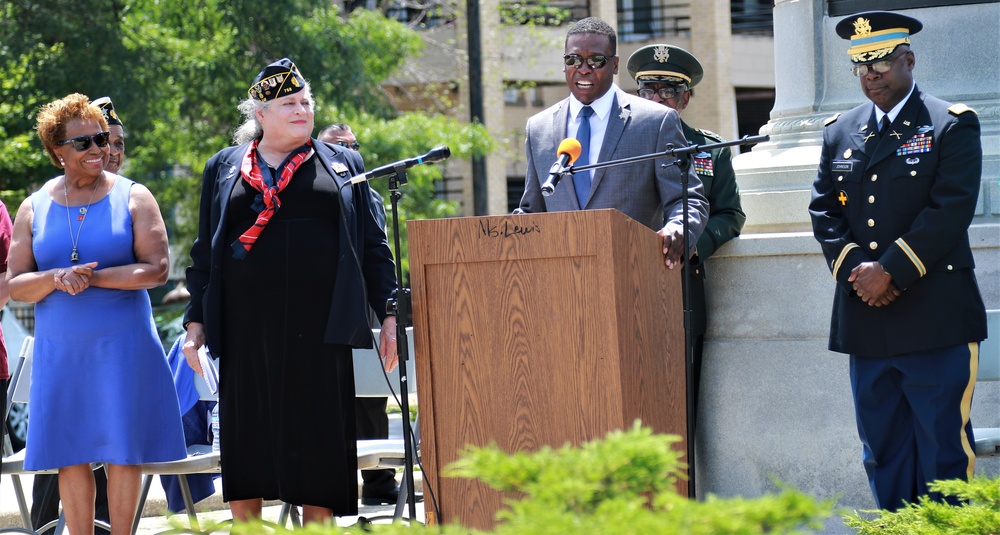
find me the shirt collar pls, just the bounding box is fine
[569,84,618,121]
[874,81,915,125]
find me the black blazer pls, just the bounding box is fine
[183,140,396,357]
[810,86,986,357]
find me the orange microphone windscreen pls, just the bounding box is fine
[557,138,583,164]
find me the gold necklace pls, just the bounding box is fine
[63,176,102,263]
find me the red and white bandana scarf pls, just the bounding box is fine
[231,139,314,259]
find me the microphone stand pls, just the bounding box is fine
[383,162,419,521]
[555,134,768,500]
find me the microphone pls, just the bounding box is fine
[541,138,582,197]
[349,146,451,184]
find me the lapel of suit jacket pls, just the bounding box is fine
[867,88,923,169]
[588,90,628,203]
[213,147,245,256]
[547,98,583,207]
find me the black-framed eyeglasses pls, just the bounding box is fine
[563,54,615,69]
[336,141,360,150]
[57,132,111,151]
[852,50,908,77]
[637,85,688,100]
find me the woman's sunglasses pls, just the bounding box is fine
[57,132,111,151]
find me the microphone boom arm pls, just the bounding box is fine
[554,134,769,178]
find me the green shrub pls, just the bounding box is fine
[170,422,832,534]
[442,422,832,534]
[843,476,1000,534]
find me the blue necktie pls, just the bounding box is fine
[573,106,594,207]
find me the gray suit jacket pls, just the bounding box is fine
[516,86,708,244]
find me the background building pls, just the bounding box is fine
[369,0,775,216]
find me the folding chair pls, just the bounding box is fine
[131,335,221,535]
[353,326,420,523]
[1,336,112,535]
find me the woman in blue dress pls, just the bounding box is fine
[7,93,186,535]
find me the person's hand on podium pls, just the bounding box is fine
[657,222,686,269]
[379,315,399,372]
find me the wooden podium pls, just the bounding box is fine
[408,209,687,529]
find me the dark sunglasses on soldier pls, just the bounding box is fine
[563,54,615,69]
[335,141,360,150]
[57,132,111,151]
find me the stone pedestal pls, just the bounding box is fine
[702,1,1000,531]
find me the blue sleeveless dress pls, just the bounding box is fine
[24,175,187,470]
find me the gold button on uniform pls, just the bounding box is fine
[868,219,875,227]
[871,174,878,182]
[868,195,876,204]
[869,241,878,250]
[910,171,917,176]
[947,265,954,270]
[838,176,844,182]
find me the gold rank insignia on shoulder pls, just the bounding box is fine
[824,113,841,126]
[843,148,852,159]
[948,103,977,116]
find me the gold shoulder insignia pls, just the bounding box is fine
[824,113,841,126]
[948,103,977,116]
[695,128,724,143]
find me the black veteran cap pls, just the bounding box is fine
[626,44,704,88]
[91,96,122,127]
[836,11,922,64]
[248,58,306,102]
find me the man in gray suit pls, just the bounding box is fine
[516,17,708,268]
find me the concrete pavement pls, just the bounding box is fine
[2,472,425,533]
[2,414,425,532]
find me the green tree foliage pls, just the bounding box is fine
[0,0,493,273]
[844,476,1000,534]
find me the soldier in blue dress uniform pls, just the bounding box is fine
[809,11,987,511]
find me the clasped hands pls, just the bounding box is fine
[849,261,900,307]
[53,262,98,296]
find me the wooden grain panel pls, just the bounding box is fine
[409,210,686,529]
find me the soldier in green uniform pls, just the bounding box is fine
[626,45,746,438]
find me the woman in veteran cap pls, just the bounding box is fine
[7,93,186,535]
[181,58,397,523]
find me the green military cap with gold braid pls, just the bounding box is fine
[626,44,704,88]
